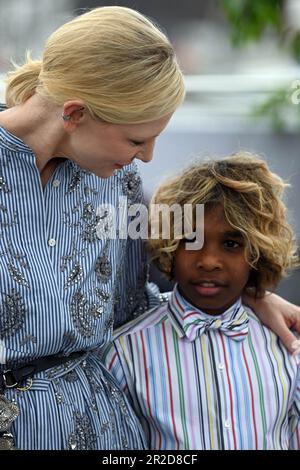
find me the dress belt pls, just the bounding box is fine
[0,351,86,450]
[0,351,84,391]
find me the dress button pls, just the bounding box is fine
[48,238,56,247]
[218,363,225,370]
[224,420,231,428]
[52,179,60,188]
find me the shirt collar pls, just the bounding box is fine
[167,283,247,341]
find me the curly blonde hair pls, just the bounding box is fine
[148,152,299,297]
[5,6,185,123]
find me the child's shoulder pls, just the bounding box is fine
[245,305,300,348]
[245,305,278,334]
[113,302,169,341]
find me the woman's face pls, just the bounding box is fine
[61,111,172,178]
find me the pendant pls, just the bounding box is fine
[0,431,16,450]
[0,395,19,432]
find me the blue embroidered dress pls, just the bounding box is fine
[0,122,152,450]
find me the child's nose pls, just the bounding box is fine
[195,248,223,271]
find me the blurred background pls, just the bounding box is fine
[0,0,299,301]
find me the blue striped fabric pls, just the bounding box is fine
[0,124,149,449]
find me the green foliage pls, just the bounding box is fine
[220,0,284,45]
[219,0,300,131]
[252,89,291,132]
[289,32,300,60]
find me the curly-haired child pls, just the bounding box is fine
[102,153,300,450]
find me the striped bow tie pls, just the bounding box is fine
[183,306,249,342]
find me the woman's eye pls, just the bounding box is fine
[131,140,144,146]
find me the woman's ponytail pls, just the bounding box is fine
[5,53,42,107]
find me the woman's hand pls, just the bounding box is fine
[243,292,300,355]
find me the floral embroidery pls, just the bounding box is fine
[53,378,66,405]
[101,376,130,418]
[81,204,113,244]
[95,255,112,283]
[121,172,142,199]
[104,313,114,335]
[63,370,79,383]
[0,175,10,193]
[60,243,88,274]
[68,411,97,450]
[80,361,102,413]
[0,290,26,339]
[70,289,106,337]
[82,203,95,221]
[65,263,84,289]
[94,288,111,303]
[7,245,30,270]
[81,223,99,243]
[67,168,82,194]
[70,290,92,338]
[7,263,30,288]
[88,303,104,318]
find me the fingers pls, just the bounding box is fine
[291,312,300,333]
[269,315,300,354]
[279,328,300,355]
[291,339,300,356]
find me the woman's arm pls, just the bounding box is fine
[243,291,300,354]
[113,165,149,328]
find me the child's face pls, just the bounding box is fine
[174,204,251,315]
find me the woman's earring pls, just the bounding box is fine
[62,113,71,121]
[62,107,85,121]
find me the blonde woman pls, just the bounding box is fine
[0,6,298,450]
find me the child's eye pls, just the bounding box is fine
[224,239,241,249]
[130,140,144,146]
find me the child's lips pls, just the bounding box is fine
[191,280,227,297]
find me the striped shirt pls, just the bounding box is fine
[0,123,151,449]
[103,285,300,450]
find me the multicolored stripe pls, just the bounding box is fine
[102,289,300,450]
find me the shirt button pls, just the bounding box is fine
[218,363,225,370]
[52,179,60,188]
[224,420,231,428]
[48,238,56,247]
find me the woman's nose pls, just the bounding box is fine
[135,141,155,163]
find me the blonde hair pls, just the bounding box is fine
[5,6,185,123]
[148,152,299,297]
